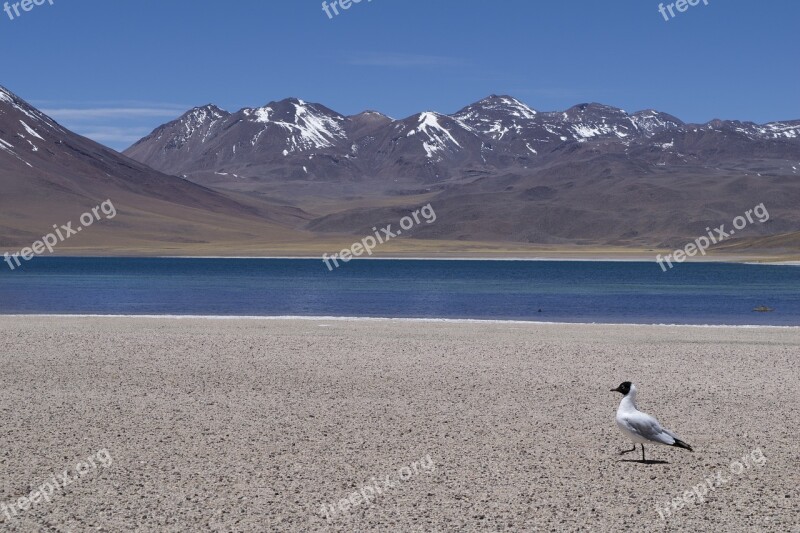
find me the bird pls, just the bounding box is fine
[611,381,693,462]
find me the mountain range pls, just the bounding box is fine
[125,94,800,191]
[2,84,799,257]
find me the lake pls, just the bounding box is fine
[0,258,798,325]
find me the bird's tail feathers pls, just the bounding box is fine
[672,438,693,452]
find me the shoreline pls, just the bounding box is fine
[10,254,800,265]
[152,257,800,264]
[2,314,797,329]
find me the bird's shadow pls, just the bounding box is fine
[618,459,670,465]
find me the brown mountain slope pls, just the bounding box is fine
[0,86,315,254]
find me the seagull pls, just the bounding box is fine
[611,382,693,462]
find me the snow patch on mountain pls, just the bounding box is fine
[0,85,63,133]
[759,122,800,139]
[570,122,630,140]
[412,112,463,159]
[452,95,538,140]
[0,137,32,167]
[153,105,228,149]
[289,102,346,151]
[20,120,44,140]
[631,110,684,136]
[254,107,273,123]
[247,100,346,153]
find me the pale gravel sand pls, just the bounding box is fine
[0,317,798,532]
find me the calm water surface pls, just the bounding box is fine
[0,258,798,325]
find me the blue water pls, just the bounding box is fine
[0,258,798,325]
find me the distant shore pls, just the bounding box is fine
[3,232,797,265]
[152,256,800,264]
[14,252,800,265]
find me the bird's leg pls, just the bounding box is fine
[641,445,646,462]
[619,444,637,455]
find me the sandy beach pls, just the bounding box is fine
[0,317,798,532]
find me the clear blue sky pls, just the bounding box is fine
[2,0,798,150]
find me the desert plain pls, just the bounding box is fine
[0,317,798,532]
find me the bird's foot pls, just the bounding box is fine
[619,445,637,456]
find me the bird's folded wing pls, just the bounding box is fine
[621,412,677,445]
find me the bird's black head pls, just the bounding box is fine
[611,381,632,395]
